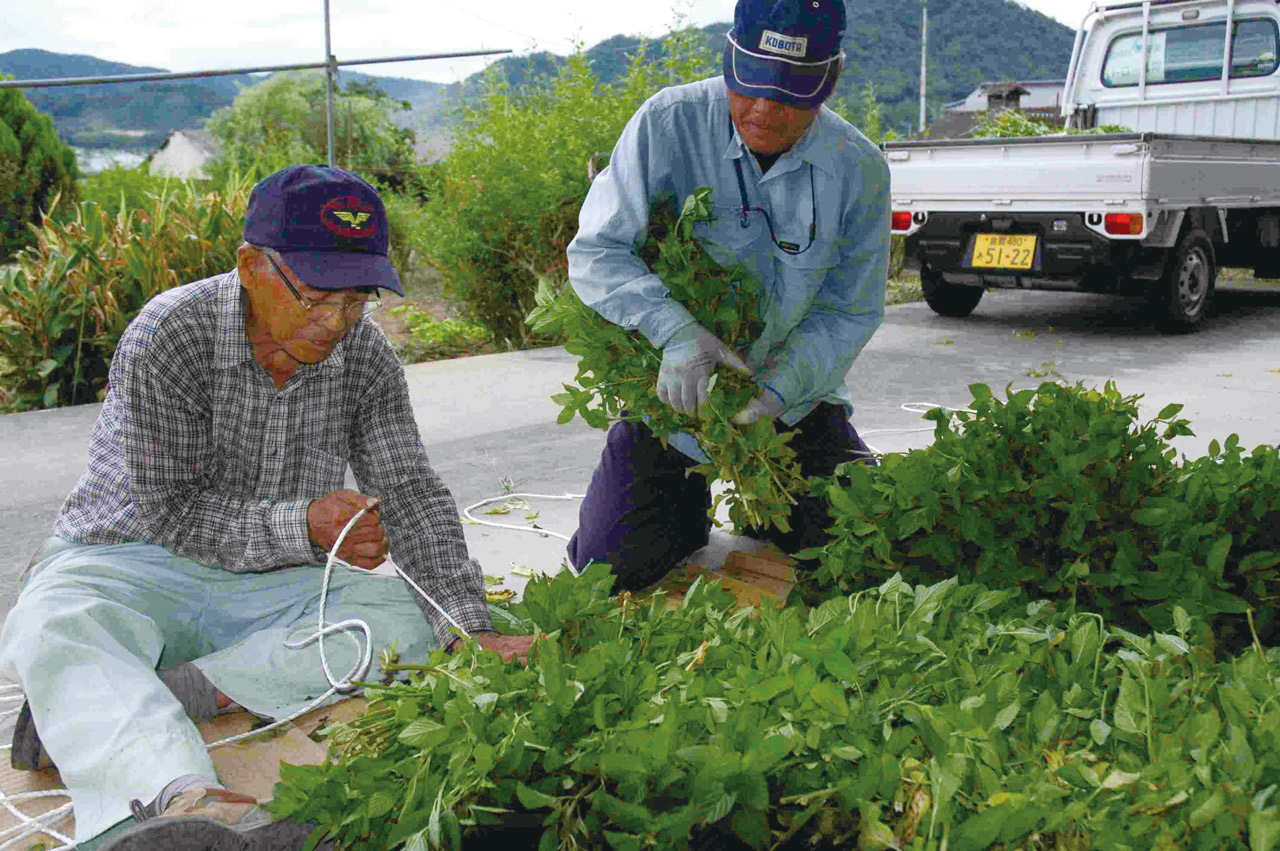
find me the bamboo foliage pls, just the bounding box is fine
[0,172,252,412]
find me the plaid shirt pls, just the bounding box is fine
[54,271,492,644]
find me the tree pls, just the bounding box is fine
[0,81,79,262]
[204,72,418,189]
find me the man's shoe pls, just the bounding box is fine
[9,700,52,771]
[99,787,327,851]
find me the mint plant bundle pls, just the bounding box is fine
[527,188,806,535]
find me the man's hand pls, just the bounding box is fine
[307,490,389,569]
[732,387,786,425]
[473,633,536,664]
[658,323,750,413]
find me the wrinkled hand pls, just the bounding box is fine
[473,633,536,664]
[731,388,786,425]
[657,323,750,413]
[307,490,388,569]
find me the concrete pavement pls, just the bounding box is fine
[3,285,1280,624]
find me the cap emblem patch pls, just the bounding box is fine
[321,196,377,238]
[759,30,808,59]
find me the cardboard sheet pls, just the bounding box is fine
[0,698,368,849]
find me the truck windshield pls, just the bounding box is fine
[1102,18,1278,86]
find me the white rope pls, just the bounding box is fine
[462,493,585,577]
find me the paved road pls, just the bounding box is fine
[2,284,1279,628]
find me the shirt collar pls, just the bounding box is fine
[215,269,347,373]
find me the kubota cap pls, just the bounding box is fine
[243,164,404,296]
[723,0,846,108]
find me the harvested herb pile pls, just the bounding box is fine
[805,380,1280,651]
[273,565,1280,850]
[526,188,806,534]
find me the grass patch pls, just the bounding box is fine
[1220,267,1280,287]
[887,270,923,306]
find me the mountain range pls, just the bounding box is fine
[0,0,1075,157]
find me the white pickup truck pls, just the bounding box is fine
[887,0,1280,331]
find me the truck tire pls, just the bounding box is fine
[921,267,984,318]
[1152,229,1215,333]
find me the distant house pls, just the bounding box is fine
[921,80,1064,140]
[945,79,1066,113]
[146,129,219,179]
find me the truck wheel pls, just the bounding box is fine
[921,267,984,318]
[1153,229,1215,333]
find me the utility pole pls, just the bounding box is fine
[324,0,336,167]
[919,0,928,135]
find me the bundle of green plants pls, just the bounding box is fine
[802,380,1280,650]
[0,173,252,411]
[271,564,1280,850]
[526,188,807,535]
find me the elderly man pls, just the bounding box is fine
[566,0,892,590]
[0,165,532,850]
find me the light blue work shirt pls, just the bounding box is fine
[567,76,891,461]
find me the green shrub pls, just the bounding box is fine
[0,82,79,262]
[272,564,1280,851]
[388,307,489,362]
[205,72,419,189]
[420,29,716,348]
[75,162,190,218]
[804,381,1280,650]
[0,173,252,411]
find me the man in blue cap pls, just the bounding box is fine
[0,165,532,850]
[567,0,891,590]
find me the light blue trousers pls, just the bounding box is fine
[0,537,440,843]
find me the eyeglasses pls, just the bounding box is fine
[732,158,817,256]
[262,251,381,318]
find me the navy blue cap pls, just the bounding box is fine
[723,0,846,107]
[243,165,404,296]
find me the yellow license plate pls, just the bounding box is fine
[971,234,1037,270]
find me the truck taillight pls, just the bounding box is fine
[1104,213,1144,235]
[891,211,913,232]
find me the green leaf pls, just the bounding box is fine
[1206,536,1232,576]
[993,701,1019,731]
[1114,675,1143,735]
[35,358,58,378]
[1189,789,1226,829]
[960,694,986,712]
[398,717,448,748]
[1091,718,1112,746]
[929,752,967,809]
[1250,810,1280,851]
[810,681,849,717]
[1154,632,1189,656]
[1173,605,1192,639]
[516,782,558,810]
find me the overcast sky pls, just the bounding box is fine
[3,1,1096,85]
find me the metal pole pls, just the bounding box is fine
[0,50,512,89]
[919,2,928,134]
[324,0,336,167]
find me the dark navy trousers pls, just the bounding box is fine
[567,403,875,591]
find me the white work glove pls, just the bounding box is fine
[731,387,786,425]
[657,322,749,413]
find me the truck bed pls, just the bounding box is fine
[885,132,1280,213]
